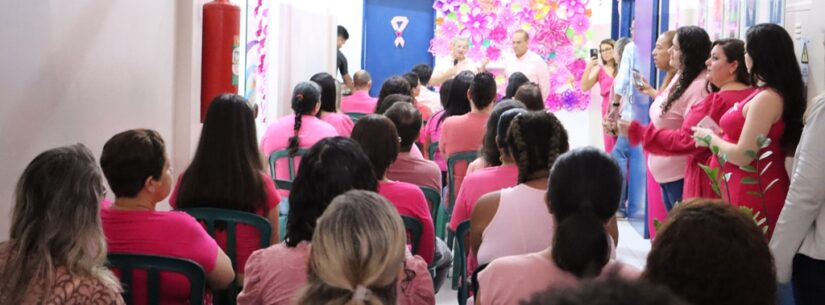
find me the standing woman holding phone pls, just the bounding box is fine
[581,39,618,153]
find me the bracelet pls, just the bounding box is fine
[612,103,620,106]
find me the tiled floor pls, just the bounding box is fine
[435,219,650,305]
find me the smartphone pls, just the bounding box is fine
[590,48,599,59]
[632,69,644,87]
[697,116,723,134]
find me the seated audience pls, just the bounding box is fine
[0,144,124,305]
[514,82,546,111]
[296,190,435,305]
[523,276,689,305]
[341,70,378,114]
[470,111,569,266]
[412,63,442,113]
[376,93,414,115]
[503,72,530,100]
[425,73,472,171]
[478,147,637,305]
[440,71,497,202]
[385,102,442,195]
[100,129,235,304]
[260,82,338,183]
[466,99,527,175]
[375,76,413,113]
[403,72,432,120]
[311,72,354,136]
[644,199,777,305]
[171,94,280,281]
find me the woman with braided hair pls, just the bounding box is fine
[469,111,570,267]
[260,81,338,183]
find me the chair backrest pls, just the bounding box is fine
[178,208,273,305]
[108,253,206,305]
[345,112,367,122]
[268,149,309,188]
[419,186,446,239]
[453,220,471,305]
[401,215,423,256]
[427,141,439,161]
[446,151,478,212]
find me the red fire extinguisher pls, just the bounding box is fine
[201,0,240,122]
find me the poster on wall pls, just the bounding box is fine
[769,0,784,24]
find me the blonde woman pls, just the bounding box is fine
[0,144,124,304]
[297,190,434,305]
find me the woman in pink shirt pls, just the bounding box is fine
[297,190,435,305]
[260,82,338,183]
[0,144,124,305]
[465,99,526,176]
[100,129,235,305]
[311,73,354,137]
[170,94,280,282]
[425,72,473,171]
[239,137,433,305]
[470,112,572,266]
[478,148,640,305]
[581,38,618,153]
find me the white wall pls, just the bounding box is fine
[331,0,364,75]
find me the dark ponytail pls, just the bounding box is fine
[506,112,569,183]
[289,82,321,156]
[547,147,623,279]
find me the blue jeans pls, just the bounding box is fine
[660,179,684,212]
[611,136,647,220]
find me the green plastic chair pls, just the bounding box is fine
[268,149,309,188]
[428,141,439,161]
[401,215,423,256]
[345,112,367,122]
[178,208,273,305]
[446,151,478,213]
[450,220,471,305]
[419,186,445,239]
[108,253,206,305]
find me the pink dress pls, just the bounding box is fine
[425,111,447,171]
[379,181,435,264]
[319,112,354,137]
[101,209,219,305]
[711,88,789,239]
[169,172,281,272]
[477,184,554,265]
[478,252,640,305]
[260,115,338,182]
[341,91,378,114]
[238,242,435,305]
[597,67,617,152]
[440,111,490,205]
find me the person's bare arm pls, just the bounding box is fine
[342,74,354,91]
[207,248,235,289]
[469,192,501,258]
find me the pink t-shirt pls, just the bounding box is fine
[440,111,490,204]
[477,184,553,265]
[260,114,338,181]
[379,181,435,265]
[425,111,448,171]
[478,252,641,305]
[505,51,551,102]
[319,112,354,137]
[387,151,442,195]
[450,164,519,231]
[238,242,435,305]
[648,73,708,183]
[101,209,219,305]
[341,91,378,114]
[169,172,281,272]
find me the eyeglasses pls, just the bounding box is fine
[600,48,613,53]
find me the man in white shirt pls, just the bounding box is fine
[412,64,442,113]
[504,30,550,102]
[430,37,480,86]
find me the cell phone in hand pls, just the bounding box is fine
[590,48,599,59]
[696,116,723,134]
[632,69,644,87]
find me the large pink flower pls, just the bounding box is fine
[569,14,590,34]
[429,36,452,57]
[461,8,492,44]
[487,25,508,43]
[467,44,485,62]
[433,0,461,13]
[441,20,460,38]
[559,0,588,19]
[485,45,503,61]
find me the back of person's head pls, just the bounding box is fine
[438,70,475,126]
[351,115,400,179]
[504,72,530,99]
[375,94,413,114]
[402,72,419,89]
[479,100,526,166]
[384,102,422,152]
[522,275,689,305]
[746,23,805,154]
[176,94,266,213]
[469,72,497,109]
[297,190,405,305]
[288,81,322,156]
[614,37,632,63]
[439,79,454,108]
[707,38,750,93]
[496,107,529,159]
[643,199,776,305]
[353,70,372,89]
[310,72,338,113]
[100,129,167,199]
[285,137,378,247]
[664,26,711,113]
[514,82,545,111]
[411,64,433,86]
[1,144,118,304]
[337,25,349,40]
[548,147,622,278]
[376,76,412,112]
[505,111,569,183]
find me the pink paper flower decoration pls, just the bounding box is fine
[488,25,508,42]
[570,14,590,34]
[467,44,485,61]
[485,45,502,61]
[461,9,492,44]
[434,0,461,13]
[568,59,587,80]
[428,36,452,56]
[441,20,460,38]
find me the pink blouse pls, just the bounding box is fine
[379,181,435,265]
[319,112,354,137]
[477,184,553,265]
[425,111,447,171]
[260,115,338,181]
[440,111,490,202]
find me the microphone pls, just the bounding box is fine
[453,59,459,66]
